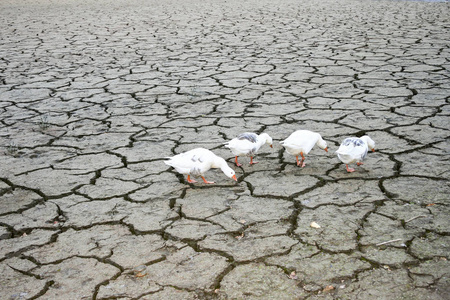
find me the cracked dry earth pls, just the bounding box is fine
[0,0,449,299]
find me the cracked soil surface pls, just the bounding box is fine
[0,0,449,299]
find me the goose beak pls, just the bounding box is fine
[232,175,237,181]
[270,144,273,148]
[324,147,328,152]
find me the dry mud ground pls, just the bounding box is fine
[0,0,449,299]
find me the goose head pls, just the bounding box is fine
[361,136,375,152]
[260,133,273,148]
[216,157,237,181]
[317,137,328,152]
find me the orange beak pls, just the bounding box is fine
[232,174,237,181]
[270,144,273,148]
[324,147,328,152]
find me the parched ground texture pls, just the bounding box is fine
[0,0,449,299]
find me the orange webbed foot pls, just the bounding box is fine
[187,175,197,183]
[249,157,259,165]
[201,176,215,184]
[346,165,355,172]
[299,152,306,167]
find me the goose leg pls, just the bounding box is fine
[235,156,242,167]
[346,165,355,172]
[300,152,306,168]
[201,176,215,184]
[296,155,305,167]
[357,162,364,166]
[187,175,197,183]
[249,156,258,165]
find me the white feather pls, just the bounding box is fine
[165,148,236,180]
[224,132,272,157]
[336,136,375,165]
[280,130,327,156]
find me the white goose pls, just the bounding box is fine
[164,148,237,184]
[280,130,328,167]
[224,132,273,166]
[336,136,375,172]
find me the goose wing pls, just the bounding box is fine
[237,132,258,143]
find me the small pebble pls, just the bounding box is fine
[310,221,321,228]
[133,265,147,277]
